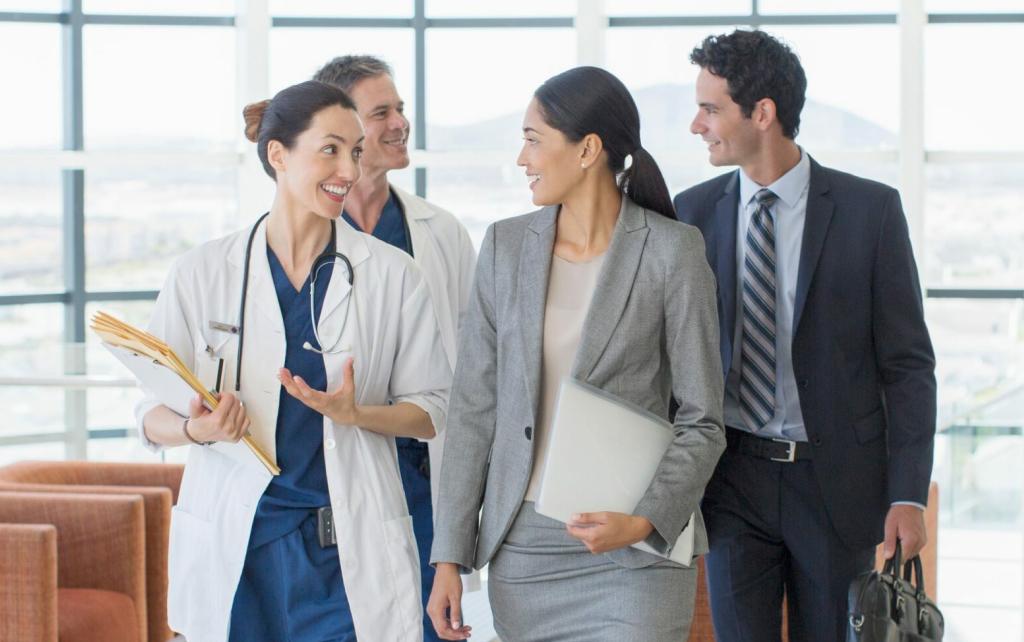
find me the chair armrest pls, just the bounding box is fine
[0,460,185,503]
[0,523,58,642]
[0,491,148,642]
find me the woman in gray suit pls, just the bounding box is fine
[427,66,726,642]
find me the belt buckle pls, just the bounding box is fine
[770,438,796,463]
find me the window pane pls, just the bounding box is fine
[83,1,234,15]
[605,0,750,16]
[85,166,238,291]
[929,297,1024,527]
[427,0,574,17]
[0,1,61,10]
[605,26,739,184]
[84,26,236,150]
[925,25,1024,151]
[0,304,65,437]
[427,166,535,247]
[760,0,896,13]
[0,171,62,294]
[0,23,61,151]
[269,27,415,130]
[0,443,66,467]
[927,0,1023,11]
[426,28,575,152]
[766,26,899,146]
[270,0,412,18]
[924,162,1024,288]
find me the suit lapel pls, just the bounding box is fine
[794,159,834,332]
[714,173,740,373]
[518,206,557,420]
[572,198,649,380]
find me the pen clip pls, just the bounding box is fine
[208,320,239,335]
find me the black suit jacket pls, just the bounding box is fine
[674,157,937,548]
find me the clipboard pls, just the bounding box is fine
[534,377,694,565]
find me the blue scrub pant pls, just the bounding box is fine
[228,513,355,642]
[396,437,440,642]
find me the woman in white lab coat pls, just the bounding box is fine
[136,80,451,642]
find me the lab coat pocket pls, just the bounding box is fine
[167,506,214,627]
[381,515,422,629]
[193,334,232,395]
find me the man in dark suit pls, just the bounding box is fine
[674,30,936,642]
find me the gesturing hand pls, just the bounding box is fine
[278,357,359,425]
[566,512,654,554]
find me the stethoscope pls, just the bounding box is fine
[233,212,355,393]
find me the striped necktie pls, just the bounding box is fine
[739,188,779,432]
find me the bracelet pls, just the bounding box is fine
[182,417,214,446]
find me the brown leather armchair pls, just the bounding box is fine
[687,482,939,641]
[0,461,185,642]
[0,491,147,642]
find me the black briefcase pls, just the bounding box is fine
[847,541,944,641]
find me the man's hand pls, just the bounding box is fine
[883,504,927,560]
[566,512,654,554]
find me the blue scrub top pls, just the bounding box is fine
[248,242,335,549]
[230,242,357,641]
[343,189,411,256]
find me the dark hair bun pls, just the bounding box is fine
[243,100,271,143]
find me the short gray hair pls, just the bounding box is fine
[313,55,393,93]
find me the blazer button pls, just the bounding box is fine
[799,379,809,390]
[524,426,533,441]
[812,437,822,446]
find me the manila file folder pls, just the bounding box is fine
[534,378,694,565]
[91,311,280,476]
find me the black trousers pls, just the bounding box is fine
[702,440,875,642]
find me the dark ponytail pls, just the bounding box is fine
[533,66,675,220]
[618,147,675,221]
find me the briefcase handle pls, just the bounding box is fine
[885,539,930,599]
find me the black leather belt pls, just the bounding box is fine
[725,427,812,463]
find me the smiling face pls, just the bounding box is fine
[271,104,364,220]
[690,67,761,167]
[516,97,589,206]
[346,73,410,178]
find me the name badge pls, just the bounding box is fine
[208,320,239,335]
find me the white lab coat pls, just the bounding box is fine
[134,218,452,642]
[390,185,477,508]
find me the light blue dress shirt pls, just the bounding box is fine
[723,150,810,442]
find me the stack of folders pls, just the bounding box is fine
[91,311,280,476]
[535,378,695,565]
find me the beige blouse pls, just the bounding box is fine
[524,252,607,502]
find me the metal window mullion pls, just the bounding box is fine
[899,0,926,285]
[414,0,427,198]
[61,0,87,460]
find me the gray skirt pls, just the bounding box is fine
[487,502,697,642]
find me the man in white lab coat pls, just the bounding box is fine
[314,55,478,641]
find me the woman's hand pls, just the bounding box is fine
[187,392,250,443]
[278,357,358,425]
[427,563,472,640]
[566,512,654,554]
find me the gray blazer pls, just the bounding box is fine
[430,197,726,572]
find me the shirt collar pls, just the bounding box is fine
[738,147,810,210]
